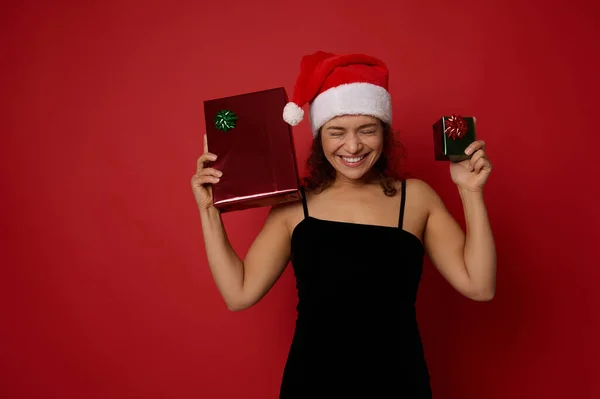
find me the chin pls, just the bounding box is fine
[337,169,370,181]
[334,162,375,181]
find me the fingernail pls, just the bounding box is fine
[217,171,223,177]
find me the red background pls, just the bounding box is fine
[2,0,599,398]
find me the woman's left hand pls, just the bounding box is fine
[450,140,492,192]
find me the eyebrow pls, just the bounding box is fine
[326,123,378,131]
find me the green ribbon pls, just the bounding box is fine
[214,109,238,132]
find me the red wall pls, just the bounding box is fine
[2,1,599,398]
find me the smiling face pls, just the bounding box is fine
[320,114,385,183]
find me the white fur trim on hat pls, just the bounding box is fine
[308,82,392,136]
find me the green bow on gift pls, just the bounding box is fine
[214,109,238,132]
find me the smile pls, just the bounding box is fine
[339,153,368,166]
[341,155,365,163]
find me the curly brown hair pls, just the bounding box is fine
[301,122,407,197]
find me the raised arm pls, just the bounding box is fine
[198,205,292,311]
[420,181,496,301]
[191,134,292,311]
[419,140,496,301]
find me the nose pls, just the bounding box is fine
[345,132,362,154]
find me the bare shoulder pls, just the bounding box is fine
[404,178,443,204]
[265,196,306,236]
[397,178,446,222]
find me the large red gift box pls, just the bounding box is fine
[203,87,301,213]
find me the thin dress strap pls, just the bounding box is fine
[398,179,406,228]
[300,186,309,219]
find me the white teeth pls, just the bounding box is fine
[341,155,366,163]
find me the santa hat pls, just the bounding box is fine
[283,51,392,137]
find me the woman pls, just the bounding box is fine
[191,51,496,398]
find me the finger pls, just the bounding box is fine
[197,167,223,178]
[196,152,218,170]
[469,150,486,171]
[473,157,487,173]
[204,134,208,153]
[483,159,492,172]
[465,140,485,155]
[191,175,220,186]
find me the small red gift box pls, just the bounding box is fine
[203,87,301,213]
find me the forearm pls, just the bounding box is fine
[459,188,497,299]
[199,206,245,307]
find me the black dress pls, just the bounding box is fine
[279,180,432,398]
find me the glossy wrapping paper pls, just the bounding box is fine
[433,115,477,162]
[203,87,301,213]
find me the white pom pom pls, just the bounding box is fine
[283,102,304,126]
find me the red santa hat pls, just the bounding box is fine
[283,51,392,137]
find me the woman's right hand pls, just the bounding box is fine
[191,134,223,210]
